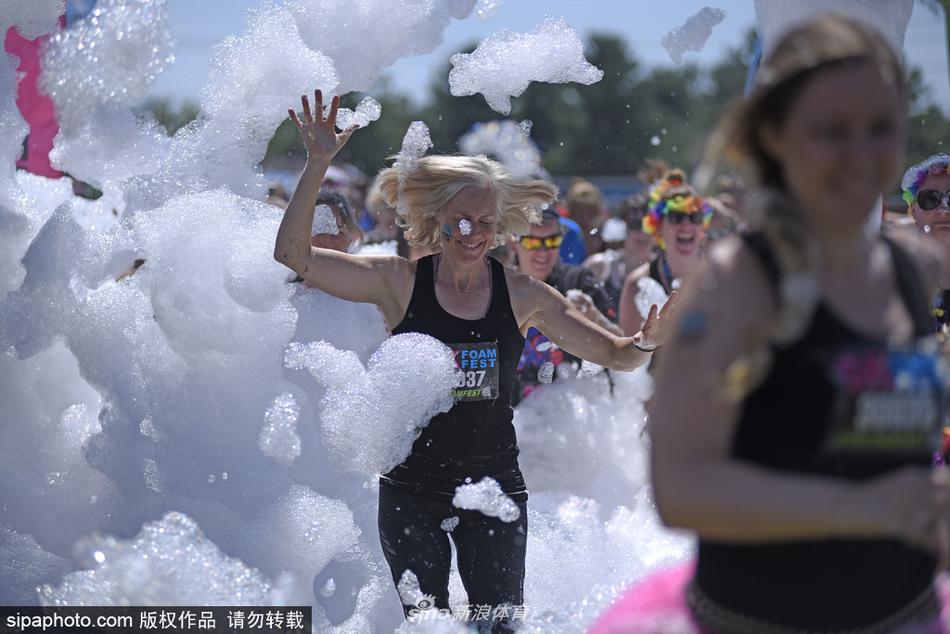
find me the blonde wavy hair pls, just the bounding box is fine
[697,15,905,400]
[375,155,558,249]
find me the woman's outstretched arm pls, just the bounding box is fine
[274,90,411,326]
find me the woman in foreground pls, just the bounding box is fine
[274,91,677,632]
[590,15,950,634]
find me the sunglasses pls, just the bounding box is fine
[666,211,704,225]
[917,189,950,211]
[519,234,564,251]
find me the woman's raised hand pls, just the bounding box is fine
[288,89,358,164]
[636,290,680,350]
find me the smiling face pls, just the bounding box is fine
[760,60,903,232]
[512,217,562,281]
[436,186,499,265]
[912,170,950,248]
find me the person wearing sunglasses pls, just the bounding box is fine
[510,207,622,404]
[617,170,711,338]
[274,90,677,632]
[904,154,950,335]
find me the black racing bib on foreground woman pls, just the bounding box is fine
[380,255,528,500]
[692,232,946,631]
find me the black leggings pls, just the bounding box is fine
[377,480,528,632]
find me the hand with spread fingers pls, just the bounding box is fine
[287,89,358,164]
[635,289,679,351]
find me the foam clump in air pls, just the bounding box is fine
[41,0,175,135]
[537,361,555,384]
[286,0,477,93]
[453,477,521,522]
[259,393,301,465]
[39,512,285,605]
[285,333,456,477]
[311,204,340,235]
[448,16,604,115]
[458,120,541,179]
[335,96,382,131]
[1,0,64,39]
[440,517,460,532]
[394,121,433,173]
[661,7,726,64]
[393,121,434,217]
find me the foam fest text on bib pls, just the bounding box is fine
[451,341,500,402]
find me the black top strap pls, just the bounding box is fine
[882,234,934,337]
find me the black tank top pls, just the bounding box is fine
[693,233,943,630]
[380,254,528,500]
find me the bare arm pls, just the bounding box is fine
[506,269,676,372]
[651,237,941,548]
[618,264,649,336]
[273,91,411,326]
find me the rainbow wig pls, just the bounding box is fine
[902,154,950,212]
[641,170,713,249]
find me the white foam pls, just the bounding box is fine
[285,333,456,477]
[458,120,541,179]
[259,393,301,465]
[39,512,286,605]
[335,96,382,130]
[458,219,472,235]
[312,203,340,235]
[537,361,555,384]
[440,516,460,532]
[41,0,175,135]
[635,276,669,321]
[448,16,604,115]
[661,7,726,65]
[287,0,477,93]
[395,121,433,174]
[0,0,64,39]
[452,477,521,522]
[601,217,627,243]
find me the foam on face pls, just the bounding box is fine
[259,392,301,465]
[458,120,541,179]
[452,477,521,522]
[661,7,726,65]
[458,219,472,236]
[448,16,604,115]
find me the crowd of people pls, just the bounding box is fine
[270,14,950,634]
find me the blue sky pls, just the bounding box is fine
[150,0,950,112]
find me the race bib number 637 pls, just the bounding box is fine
[451,341,500,402]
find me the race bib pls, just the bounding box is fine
[451,341,500,402]
[822,346,946,456]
